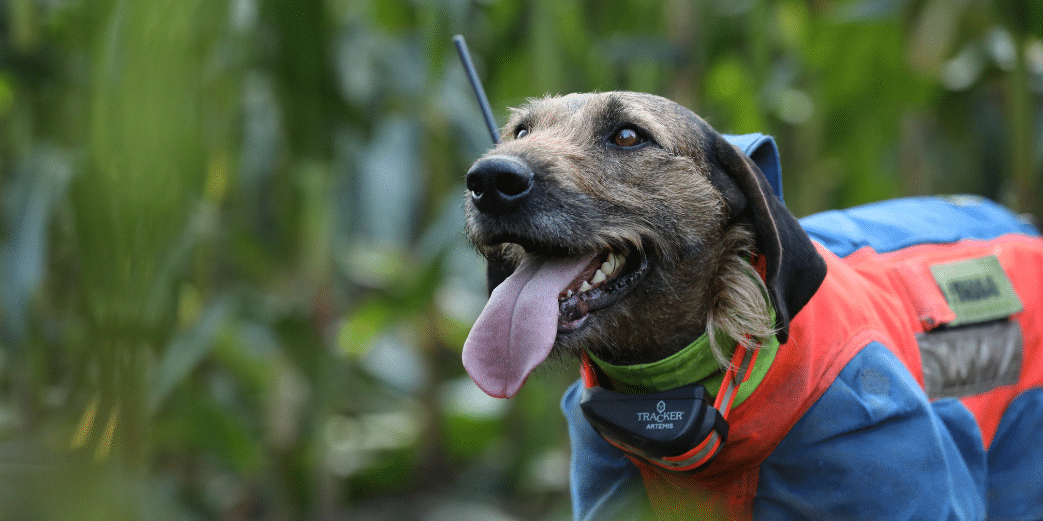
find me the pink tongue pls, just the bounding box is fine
[463,253,596,398]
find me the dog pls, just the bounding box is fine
[460,92,1043,520]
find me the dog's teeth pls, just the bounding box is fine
[579,281,592,292]
[607,253,624,275]
[567,289,574,297]
[592,269,607,284]
[601,260,614,275]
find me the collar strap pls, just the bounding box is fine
[585,330,735,394]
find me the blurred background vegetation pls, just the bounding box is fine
[0,0,1040,519]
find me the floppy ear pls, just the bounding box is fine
[709,133,826,344]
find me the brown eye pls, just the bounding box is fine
[612,127,643,148]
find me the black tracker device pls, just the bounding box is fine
[577,342,756,472]
[579,383,728,471]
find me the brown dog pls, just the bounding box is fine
[460,91,1043,520]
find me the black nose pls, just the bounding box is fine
[465,155,534,214]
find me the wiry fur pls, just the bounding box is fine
[704,226,774,368]
[464,92,774,367]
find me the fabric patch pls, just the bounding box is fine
[929,255,1023,327]
[917,320,1023,399]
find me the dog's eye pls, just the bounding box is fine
[515,127,529,139]
[611,127,644,148]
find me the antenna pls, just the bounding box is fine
[453,35,500,144]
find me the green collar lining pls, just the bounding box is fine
[585,327,779,409]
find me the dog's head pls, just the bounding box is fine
[462,92,825,398]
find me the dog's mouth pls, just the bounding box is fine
[461,240,651,399]
[556,248,650,332]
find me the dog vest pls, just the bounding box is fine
[564,196,1043,520]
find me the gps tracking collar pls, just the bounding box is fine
[579,333,760,473]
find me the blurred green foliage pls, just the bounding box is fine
[0,0,1040,519]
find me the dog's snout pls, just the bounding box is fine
[466,155,534,214]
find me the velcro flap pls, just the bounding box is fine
[893,262,956,330]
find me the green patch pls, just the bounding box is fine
[930,255,1023,327]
